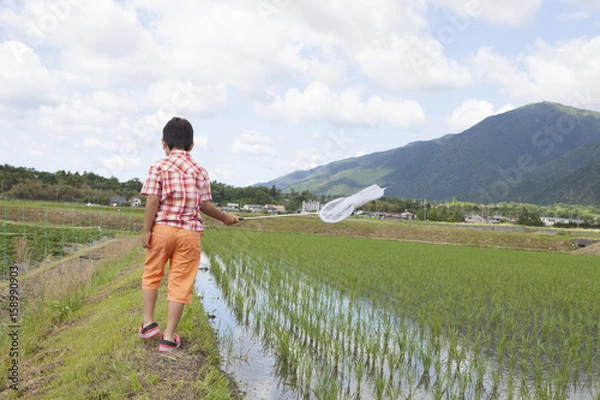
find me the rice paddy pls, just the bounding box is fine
[202,229,600,400]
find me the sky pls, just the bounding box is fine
[1,0,599,188]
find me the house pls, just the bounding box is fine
[379,212,417,220]
[128,196,142,207]
[400,211,417,220]
[463,213,486,224]
[242,204,264,213]
[541,217,586,227]
[301,200,320,213]
[110,196,127,206]
[265,204,286,214]
[222,203,240,212]
[487,215,506,224]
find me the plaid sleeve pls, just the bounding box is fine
[141,163,162,196]
[199,168,212,202]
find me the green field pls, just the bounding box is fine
[2,199,600,398]
[203,229,600,399]
[0,199,147,272]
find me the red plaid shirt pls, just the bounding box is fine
[141,150,211,232]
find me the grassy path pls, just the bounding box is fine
[0,238,238,399]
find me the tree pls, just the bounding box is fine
[516,208,544,227]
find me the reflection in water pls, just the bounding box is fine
[197,249,599,400]
[196,256,297,399]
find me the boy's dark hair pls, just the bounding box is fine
[163,117,194,151]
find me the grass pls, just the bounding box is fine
[0,238,237,399]
[233,214,592,252]
[1,200,599,399]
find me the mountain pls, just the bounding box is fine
[259,102,600,204]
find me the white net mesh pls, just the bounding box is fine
[318,184,385,224]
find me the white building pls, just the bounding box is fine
[301,200,320,213]
[463,213,486,224]
[243,204,264,213]
[541,217,585,227]
[223,203,239,212]
[265,204,286,214]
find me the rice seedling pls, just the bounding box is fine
[203,229,600,399]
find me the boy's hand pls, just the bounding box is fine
[200,201,239,225]
[141,231,152,248]
[222,214,240,226]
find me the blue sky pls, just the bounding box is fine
[1,0,599,187]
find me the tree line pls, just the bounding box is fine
[0,164,326,212]
[1,164,597,226]
[0,164,143,204]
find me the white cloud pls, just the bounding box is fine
[29,148,44,157]
[276,43,347,87]
[39,91,137,134]
[471,38,600,110]
[556,10,592,22]
[254,82,426,128]
[355,34,473,92]
[0,41,59,108]
[194,136,209,151]
[289,147,327,170]
[83,137,119,153]
[564,0,600,10]
[209,163,236,182]
[231,131,276,158]
[101,154,142,175]
[145,80,228,118]
[446,99,515,132]
[432,0,541,27]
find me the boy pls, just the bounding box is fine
[138,117,238,353]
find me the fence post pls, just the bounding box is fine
[71,206,75,246]
[89,209,93,245]
[3,197,6,279]
[21,199,26,237]
[44,202,48,259]
[61,203,65,257]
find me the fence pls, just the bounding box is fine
[1,198,144,279]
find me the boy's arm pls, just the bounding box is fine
[142,195,160,248]
[200,201,239,225]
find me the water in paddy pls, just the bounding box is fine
[196,255,296,399]
[195,252,442,399]
[196,252,599,400]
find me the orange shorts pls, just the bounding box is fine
[142,224,202,305]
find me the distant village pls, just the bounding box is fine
[102,196,590,228]
[104,196,590,228]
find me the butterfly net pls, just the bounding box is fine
[318,184,385,224]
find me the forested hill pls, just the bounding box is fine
[259,102,600,205]
[0,164,312,210]
[0,165,143,204]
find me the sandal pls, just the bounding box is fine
[138,322,161,339]
[158,333,181,353]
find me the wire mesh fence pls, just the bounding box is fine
[1,198,144,279]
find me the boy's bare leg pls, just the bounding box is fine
[163,301,184,342]
[142,289,158,327]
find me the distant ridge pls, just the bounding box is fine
[258,102,600,205]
